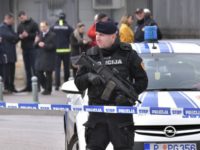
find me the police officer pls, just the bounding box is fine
[0,13,19,93]
[75,21,148,150]
[52,12,73,90]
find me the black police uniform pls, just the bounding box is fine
[75,21,148,149]
[52,13,74,90]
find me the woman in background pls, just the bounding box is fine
[119,14,134,43]
[70,22,89,77]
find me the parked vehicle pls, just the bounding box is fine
[62,41,200,150]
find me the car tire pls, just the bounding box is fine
[68,134,79,150]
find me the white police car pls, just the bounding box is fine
[62,41,200,150]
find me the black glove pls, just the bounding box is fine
[87,72,102,85]
[115,94,128,105]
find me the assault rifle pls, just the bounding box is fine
[76,53,141,104]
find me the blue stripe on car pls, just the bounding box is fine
[180,92,199,108]
[139,43,151,53]
[134,43,141,53]
[141,92,158,107]
[166,42,174,53]
[169,92,195,108]
[158,42,171,53]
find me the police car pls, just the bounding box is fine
[62,41,200,150]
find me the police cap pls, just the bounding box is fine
[96,21,117,34]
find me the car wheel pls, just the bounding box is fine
[68,134,79,150]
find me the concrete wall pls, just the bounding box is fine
[0,0,11,21]
[153,0,200,38]
[11,0,78,27]
[2,0,200,39]
[78,0,127,31]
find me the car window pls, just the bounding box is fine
[141,53,200,90]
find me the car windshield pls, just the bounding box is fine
[141,53,200,91]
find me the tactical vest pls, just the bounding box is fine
[86,43,132,105]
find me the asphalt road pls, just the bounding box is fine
[0,115,65,150]
[0,87,68,150]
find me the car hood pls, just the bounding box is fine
[138,91,200,108]
[76,91,200,149]
[134,91,200,125]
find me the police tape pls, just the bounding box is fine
[0,102,200,117]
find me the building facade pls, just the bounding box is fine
[0,0,200,38]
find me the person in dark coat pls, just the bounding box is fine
[70,22,89,77]
[0,36,3,77]
[18,11,39,92]
[52,12,74,90]
[0,13,19,93]
[134,8,162,42]
[34,21,56,95]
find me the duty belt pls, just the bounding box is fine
[56,48,71,53]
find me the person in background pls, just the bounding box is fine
[143,8,162,40]
[34,21,56,95]
[0,36,3,78]
[119,14,134,43]
[0,13,19,93]
[87,13,109,47]
[70,22,89,77]
[17,11,39,92]
[52,12,73,91]
[134,8,146,42]
[75,21,148,150]
[134,8,162,42]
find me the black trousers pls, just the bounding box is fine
[55,53,70,88]
[1,63,16,91]
[84,113,135,150]
[22,50,36,89]
[36,71,53,92]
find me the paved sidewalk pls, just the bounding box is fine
[3,89,67,104]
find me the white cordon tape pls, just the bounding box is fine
[0,102,200,118]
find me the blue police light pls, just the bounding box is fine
[144,26,158,42]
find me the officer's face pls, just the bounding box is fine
[96,32,116,48]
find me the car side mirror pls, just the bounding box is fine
[61,80,82,94]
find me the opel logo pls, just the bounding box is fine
[164,126,176,137]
